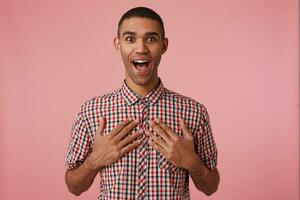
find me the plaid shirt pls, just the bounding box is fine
[66,79,218,200]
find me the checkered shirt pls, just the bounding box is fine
[65,79,218,200]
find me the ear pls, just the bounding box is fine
[113,37,120,53]
[162,37,168,54]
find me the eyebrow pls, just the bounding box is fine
[122,31,135,37]
[122,31,160,38]
[145,32,159,37]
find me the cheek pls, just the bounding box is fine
[150,47,163,60]
[120,51,130,64]
[119,46,132,61]
[152,52,162,64]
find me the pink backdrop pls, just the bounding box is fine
[0,0,298,199]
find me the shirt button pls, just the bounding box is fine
[140,97,148,105]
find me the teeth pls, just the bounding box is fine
[134,60,148,64]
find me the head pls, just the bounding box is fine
[114,7,168,90]
[117,7,165,39]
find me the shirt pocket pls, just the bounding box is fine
[155,124,187,195]
[157,152,187,196]
[100,158,123,193]
[99,125,124,193]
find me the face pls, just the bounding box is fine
[114,17,168,88]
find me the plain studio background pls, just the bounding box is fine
[0,0,298,200]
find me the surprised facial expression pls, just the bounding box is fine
[114,17,168,87]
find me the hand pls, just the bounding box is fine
[86,118,142,170]
[147,118,199,170]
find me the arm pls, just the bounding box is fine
[186,154,220,196]
[65,118,141,196]
[65,157,99,196]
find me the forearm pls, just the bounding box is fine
[65,157,99,196]
[187,155,220,196]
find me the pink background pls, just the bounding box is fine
[0,0,298,200]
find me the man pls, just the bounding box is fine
[65,7,220,200]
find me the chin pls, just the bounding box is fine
[128,71,157,87]
[134,78,150,86]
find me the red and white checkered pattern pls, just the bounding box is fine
[66,79,218,200]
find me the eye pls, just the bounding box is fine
[147,36,157,43]
[125,36,135,42]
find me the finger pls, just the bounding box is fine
[148,139,167,156]
[96,117,106,135]
[120,140,140,156]
[179,118,192,140]
[149,120,172,145]
[148,132,169,150]
[114,119,139,141]
[111,118,134,136]
[119,130,142,148]
[154,118,177,139]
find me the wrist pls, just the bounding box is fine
[185,153,200,171]
[84,153,102,172]
[186,153,209,177]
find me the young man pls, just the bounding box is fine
[65,7,220,200]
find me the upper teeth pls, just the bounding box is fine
[134,60,148,63]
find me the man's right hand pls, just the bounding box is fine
[86,117,141,171]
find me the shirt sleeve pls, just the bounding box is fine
[65,110,92,170]
[194,105,218,171]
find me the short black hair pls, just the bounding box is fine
[118,7,165,39]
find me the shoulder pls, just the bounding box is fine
[163,87,206,110]
[78,88,122,117]
[163,87,211,130]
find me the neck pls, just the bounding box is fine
[125,77,159,97]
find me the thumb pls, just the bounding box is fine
[96,117,106,135]
[179,118,192,139]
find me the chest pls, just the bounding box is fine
[100,100,186,137]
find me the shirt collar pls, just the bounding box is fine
[121,78,165,106]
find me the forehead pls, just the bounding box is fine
[119,17,162,36]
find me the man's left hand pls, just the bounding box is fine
[147,118,199,170]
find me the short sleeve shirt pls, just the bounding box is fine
[65,79,218,200]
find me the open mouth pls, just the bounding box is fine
[132,60,150,72]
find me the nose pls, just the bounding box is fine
[135,39,149,54]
